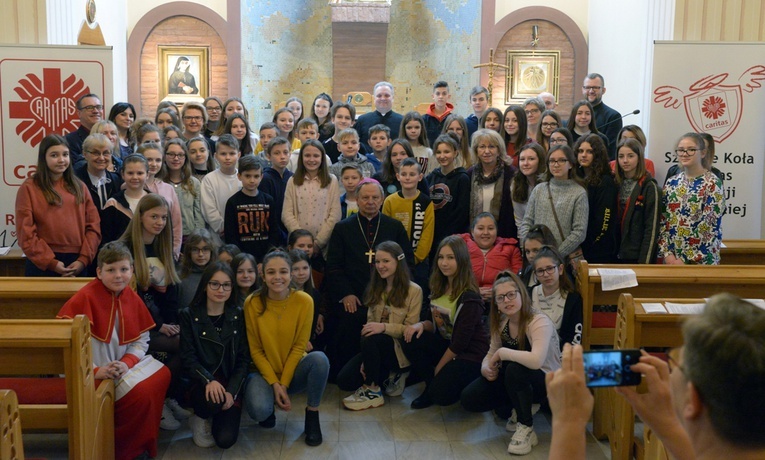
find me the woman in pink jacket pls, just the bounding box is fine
[460,212,523,303]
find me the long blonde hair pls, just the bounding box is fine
[119,193,179,288]
[489,271,533,350]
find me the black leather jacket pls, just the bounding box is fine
[179,303,250,398]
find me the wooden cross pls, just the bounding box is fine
[474,48,510,103]
[365,249,376,264]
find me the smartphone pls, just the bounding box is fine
[583,349,642,387]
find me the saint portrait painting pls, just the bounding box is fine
[168,56,199,95]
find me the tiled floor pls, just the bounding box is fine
[23,382,611,459]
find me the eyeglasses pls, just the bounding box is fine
[191,247,211,254]
[525,108,541,116]
[208,281,233,291]
[205,107,222,112]
[183,116,203,122]
[166,152,186,159]
[550,138,567,145]
[534,265,558,277]
[80,104,103,112]
[541,122,559,128]
[667,347,685,375]
[675,148,701,156]
[87,150,111,157]
[495,290,520,303]
[583,86,602,91]
[548,159,568,166]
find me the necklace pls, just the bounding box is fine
[357,214,382,264]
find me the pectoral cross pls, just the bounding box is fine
[365,249,375,264]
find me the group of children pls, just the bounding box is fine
[12,82,726,457]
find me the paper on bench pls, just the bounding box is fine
[744,299,765,311]
[641,303,667,314]
[597,268,638,291]
[0,247,10,256]
[665,302,705,314]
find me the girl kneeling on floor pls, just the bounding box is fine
[460,271,561,456]
[179,262,250,449]
[338,241,422,410]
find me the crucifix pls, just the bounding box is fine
[365,249,376,264]
[474,48,509,103]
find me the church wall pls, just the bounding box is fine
[674,0,764,41]
[127,0,228,38]
[0,0,47,44]
[495,0,589,40]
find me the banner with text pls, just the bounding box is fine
[649,41,765,238]
[0,44,113,248]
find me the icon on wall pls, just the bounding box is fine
[158,46,209,101]
[505,50,560,105]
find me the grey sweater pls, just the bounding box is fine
[520,178,589,257]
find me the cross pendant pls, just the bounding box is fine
[365,249,375,264]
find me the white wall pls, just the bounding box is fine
[587,0,675,129]
[46,0,128,102]
[495,0,589,38]
[126,0,227,37]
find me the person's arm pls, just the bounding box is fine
[506,242,523,274]
[559,190,589,256]
[559,292,583,347]
[584,178,617,248]
[169,187,183,259]
[315,177,342,249]
[15,182,59,272]
[79,185,102,268]
[191,178,207,231]
[226,311,251,398]
[639,179,661,264]
[383,284,423,338]
[281,178,300,235]
[121,330,150,368]
[279,295,313,387]
[414,201,435,264]
[518,186,538,245]
[179,308,216,384]
[496,315,554,369]
[325,223,354,304]
[615,352,695,460]
[201,175,224,233]
[223,195,238,246]
[699,175,725,265]
[447,293,483,357]
[244,299,280,385]
[546,344,593,460]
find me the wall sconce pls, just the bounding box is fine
[531,25,539,47]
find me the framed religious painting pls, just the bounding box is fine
[158,46,209,101]
[505,50,560,105]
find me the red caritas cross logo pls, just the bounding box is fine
[653,65,765,143]
[8,67,90,147]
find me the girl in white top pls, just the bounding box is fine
[460,271,560,456]
[282,140,341,254]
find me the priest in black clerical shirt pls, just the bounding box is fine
[353,82,404,152]
[324,178,413,377]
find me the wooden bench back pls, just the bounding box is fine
[720,239,765,265]
[0,316,113,459]
[0,389,23,460]
[576,262,765,349]
[0,277,92,319]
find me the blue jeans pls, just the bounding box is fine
[245,352,330,423]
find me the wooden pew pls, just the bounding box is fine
[0,390,24,460]
[576,262,765,350]
[0,249,25,277]
[0,316,114,459]
[598,294,693,460]
[720,239,765,265]
[0,277,92,319]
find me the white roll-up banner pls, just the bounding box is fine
[0,44,113,248]
[649,41,765,238]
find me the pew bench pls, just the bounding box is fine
[576,262,765,350]
[597,294,695,460]
[720,239,765,265]
[0,277,92,320]
[0,389,23,460]
[0,316,114,459]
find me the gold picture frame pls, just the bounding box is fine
[505,50,560,105]
[158,46,209,101]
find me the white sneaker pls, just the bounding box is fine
[160,403,181,430]
[505,404,541,432]
[507,423,538,455]
[343,386,385,411]
[383,371,410,397]
[165,398,192,420]
[189,414,215,448]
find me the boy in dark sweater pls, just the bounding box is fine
[225,155,278,261]
[257,137,293,245]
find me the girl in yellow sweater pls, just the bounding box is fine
[244,249,329,446]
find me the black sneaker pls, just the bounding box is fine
[258,411,276,428]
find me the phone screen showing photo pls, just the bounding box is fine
[583,349,642,387]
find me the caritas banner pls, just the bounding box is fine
[649,41,765,238]
[0,44,112,248]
